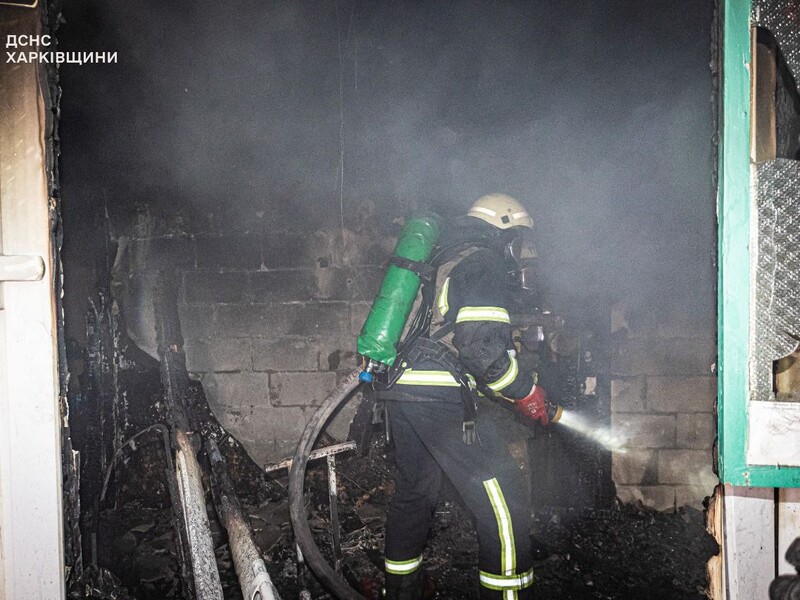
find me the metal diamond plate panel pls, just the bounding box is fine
[750,159,800,402]
[753,0,800,82]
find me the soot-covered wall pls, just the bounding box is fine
[59,1,716,468]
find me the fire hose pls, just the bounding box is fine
[288,369,367,600]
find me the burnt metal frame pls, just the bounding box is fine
[265,441,356,593]
[718,0,800,487]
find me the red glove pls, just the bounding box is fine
[515,384,552,425]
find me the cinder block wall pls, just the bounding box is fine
[117,210,390,467]
[610,304,719,511]
[117,213,719,502]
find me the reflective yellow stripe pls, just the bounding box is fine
[395,369,460,387]
[437,276,451,316]
[455,306,511,324]
[479,568,534,590]
[487,355,518,392]
[385,555,423,575]
[483,478,516,576]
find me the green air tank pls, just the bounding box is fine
[357,215,439,368]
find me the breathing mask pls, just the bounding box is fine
[503,232,538,291]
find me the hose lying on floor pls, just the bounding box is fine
[288,369,367,600]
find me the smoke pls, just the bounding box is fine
[557,409,629,454]
[59,0,715,313]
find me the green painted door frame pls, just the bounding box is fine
[718,0,800,487]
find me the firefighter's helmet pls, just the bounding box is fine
[467,193,533,230]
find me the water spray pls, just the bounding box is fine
[555,408,628,453]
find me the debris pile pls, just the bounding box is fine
[70,282,716,599]
[76,418,717,600]
[529,504,718,599]
[273,433,717,600]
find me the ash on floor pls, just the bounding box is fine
[273,436,718,600]
[77,433,717,600]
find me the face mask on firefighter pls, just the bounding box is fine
[504,233,537,291]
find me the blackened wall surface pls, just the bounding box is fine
[99,204,386,464]
[58,0,716,466]
[610,303,718,510]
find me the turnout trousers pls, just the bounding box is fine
[383,399,534,600]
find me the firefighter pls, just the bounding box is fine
[380,194,561,600]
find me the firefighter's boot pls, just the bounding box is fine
[382,569,423,600]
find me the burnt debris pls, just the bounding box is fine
[68,269,717,598]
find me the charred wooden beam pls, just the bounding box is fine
[99,424,174,504]
[154,269,193,432]
[154,270,223,600]
[206,438,281,600]
[83,290,121,564]
[175,430,224,600]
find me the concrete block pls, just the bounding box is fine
[317,337,357,371]
[269,371,338,407]
[178,304,216,340]
[183,271,249,304]
[237,401,357,466]
[207,404,312,467]
[611,414,675,449]
[675,413,715,449]
[215,302,351,338]
[191,205,253,236]
[326,393,360,442]
[184,339,211,373]
[195,234,261,270]
[651,319,716,340]
[288,303,352,336]
[612,338,716,376]
[211,404,257,436]
[611,378,645,412]
[314,267,385,301]
[647,376,716,413]
[675,485,713,510]
[252,338,320,372]
[128,235,195,271]
[611,449,658,485]
[616,485,676,512]
[215,304,290,337]
[307,231,338,268]
[658,449,718,487]
[184,338,252,373]
[332,228,397,267]
[201,371,270,409]
[246,405,308,444]
[260,406,314,461]
[262,233,317,269]
[248,270,317,303]
[624,308,716,340]
[307,229,389,269]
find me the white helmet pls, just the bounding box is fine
[467,193,533,230]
